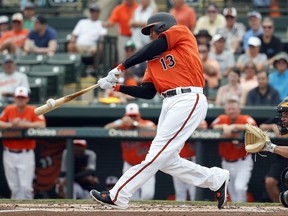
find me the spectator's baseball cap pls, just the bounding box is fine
[247,11,262,19]
[12,13,23,22]
[89,3,101,11]
[223,7,237,17]
[125,103,139,116]
[211,33,226,43]
[35,15,47,24]
[73,139,87,147]
[195,29,212,40]
[15,86,29,98]
[248,36,261,47]
[105,176,118,186]
[125,41,136,50]
[273,52,288,67]
[0,15,9,24]
[3,55,15,64]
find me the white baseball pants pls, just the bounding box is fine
[222,154,253,202]
[3,149,35,199]
[123,161,155,200]
[110,92,229,208]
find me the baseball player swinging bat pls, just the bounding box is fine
[34,83,99,116]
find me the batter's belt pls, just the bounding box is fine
[161,87,203,98]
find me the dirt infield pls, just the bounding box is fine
[0,200,288,216]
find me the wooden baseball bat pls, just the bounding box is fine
[34,83,99,116]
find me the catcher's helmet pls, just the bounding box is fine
[279,190,288,208]
[275,96,288,135]
[141,12,177,35]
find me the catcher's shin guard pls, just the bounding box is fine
[279,190,288,207]
[281,167,288,188]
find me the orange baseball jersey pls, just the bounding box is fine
[0,105,46,150]
[108,3,138,36]
[0,29,29,48]
[118,118,155,165]
[211,115,256,161]
[142,25,204,93]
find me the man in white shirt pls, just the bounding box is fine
[67,3,107,55]
[0,55,30,104]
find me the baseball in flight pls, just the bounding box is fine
[46,98,56,108]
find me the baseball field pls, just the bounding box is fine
[0,200,288,216]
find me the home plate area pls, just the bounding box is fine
[0,201,288,216]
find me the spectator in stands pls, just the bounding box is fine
[216,7,246,54]
[169,0,197,32]
[215,67,242,107]
[57,139,99,199]
[242,11,263,51]
[209,33,235,79]
[0,13,29,54]
[269,52,288,101]
[124,40,147,84]
[172,120,208,201]
[0,55,30,104]
[246,70,280,106]
[236,36,267,72]
[24,15,57,55]
[104,103,157,200]
[253,0,272,16]
[0,16,10,38]
[194,3,226,36]
[68,3,107,59]
[22,2,36,30]
[102,0,138,62]
[211,98,256,202]
[259,17,283,67]
[0,86,46,199]
[130,0,156,50]
[195,29,212,45]
[240,61,259,105]
[240,61,258,95]
[199,43,220,89]
[100,41,138,104]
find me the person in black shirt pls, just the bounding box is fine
[246,70,280,106]
[259,17,283,67]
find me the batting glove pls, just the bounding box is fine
[106,64,125,83]
[97,78,116,89]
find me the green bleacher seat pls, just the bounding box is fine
[28,77,48,104]
[46,53,81,84]
[15,54,47,65]
[29,65,65,98]
[16,65,31,74]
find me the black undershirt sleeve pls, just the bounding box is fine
[122,36,168,69]
[119,82,157,99]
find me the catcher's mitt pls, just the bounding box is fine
[244,124,271,153]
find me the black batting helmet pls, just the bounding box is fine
[275,96,288,135]
[141,12,177,35]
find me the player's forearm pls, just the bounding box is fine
[123,36,168,69]
[0,121,12,129]
[274,146,288,159]
[118,82,157,99]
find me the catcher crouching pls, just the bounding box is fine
[244,96,288,207]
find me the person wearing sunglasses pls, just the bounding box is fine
[259,17,283,67]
